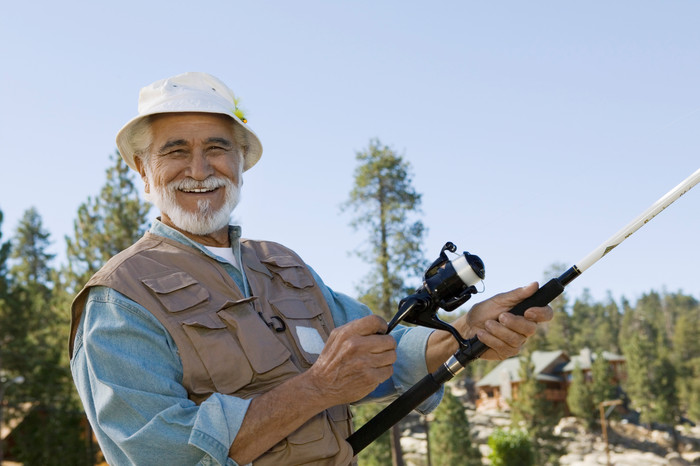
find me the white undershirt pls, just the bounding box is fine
[205,246,239,270]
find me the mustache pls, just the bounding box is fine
[169,177,231,191]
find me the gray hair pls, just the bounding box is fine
[129,115,155,168]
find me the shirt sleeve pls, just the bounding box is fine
[71,286,249,466]
[307,268,444,413]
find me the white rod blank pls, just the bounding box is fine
[576,167,700,273]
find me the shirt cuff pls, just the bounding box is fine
[392,326,444,413]
[189,393,252,466]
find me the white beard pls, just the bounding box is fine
[145,174,241,236]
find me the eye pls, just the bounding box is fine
[164,149,188,158]
[206,145,229,155]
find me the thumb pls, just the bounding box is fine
[494,282,539,306]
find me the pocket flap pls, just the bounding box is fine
[287,412,325,445]
[270,298,323,319]
[142,271,209,312]
[181,314,226,330]
[261,254,299,268]
[142,271,196,293]
[261,256,314,288]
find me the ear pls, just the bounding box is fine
[133,155,150,193]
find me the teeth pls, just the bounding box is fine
[182,188,215,193]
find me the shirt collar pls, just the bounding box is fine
[149,219,242,261]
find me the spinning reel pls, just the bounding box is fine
[386,242,485,348]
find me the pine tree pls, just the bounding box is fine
[540,296,572,353]
[6,207,56,393]
[342,138,427,321]
[570,291,619,353]
[586,295,621,354]
[59,151,149,463]
[566,363,595,428]
[619,291,686,427]
[4,208,90,465]
[0,210,11,296]
[668,295,700,422]
[621,330,657,425]
[65,151,150,292]
[509,350,564,465]
[682,357,700,422]
[0,210,13,335]
[429,385,481,466]
[649,355,679,425]
[0,209,19,465]
[343,139,428,466]
[590,350,617,409]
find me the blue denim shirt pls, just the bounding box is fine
[71,220,441,466]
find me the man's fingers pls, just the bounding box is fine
[364,334,398,354]
[483,319,527,349]
[476,329,520,360]
[497,312,538,337]
[340,314,388,336]
[523,305,554,323]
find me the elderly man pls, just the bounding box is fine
[69,72,552,465]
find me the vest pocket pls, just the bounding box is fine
[270,298,329,366]
[181,317,253,394]
[217,304,292,375]
[260,411,341,464]
[215,301,300,398]
[142,271,209,312]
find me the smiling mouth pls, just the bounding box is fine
[180,187,219,194]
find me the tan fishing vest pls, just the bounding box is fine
[70,232,355,465]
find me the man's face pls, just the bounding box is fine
[137,112,244,238]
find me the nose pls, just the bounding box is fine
[188,151,214,180]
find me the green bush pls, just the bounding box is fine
[487,428,534,466]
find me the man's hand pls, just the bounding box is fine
[426,282,553,370]
[229,315,396,463]
[460,282,553,360]
[305,315,397,407]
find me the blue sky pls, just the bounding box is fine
[1,1,699,308]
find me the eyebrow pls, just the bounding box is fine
[157,139,188,153]
[156,137,234,154]
[205,137,234,148]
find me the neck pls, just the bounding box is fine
[160,214,230,247]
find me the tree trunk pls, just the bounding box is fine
[390,424,405,466]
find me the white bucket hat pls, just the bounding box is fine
[116,72,263,172]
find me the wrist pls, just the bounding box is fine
[298,365,333,411]
[426,329,459,372]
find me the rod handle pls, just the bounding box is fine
[348,365,452,455]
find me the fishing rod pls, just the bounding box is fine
[348,167,700,455]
